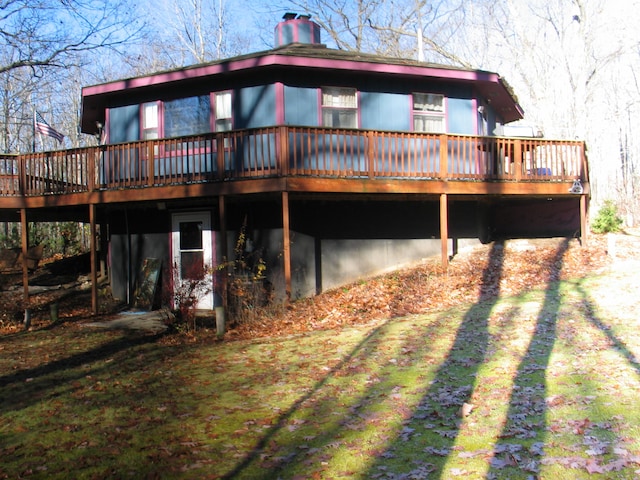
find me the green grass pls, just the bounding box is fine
[1,273,640,479]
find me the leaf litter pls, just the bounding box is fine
[2,232,640,478]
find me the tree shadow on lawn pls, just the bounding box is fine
[484,238,568,477]
[0,331,167,413]
[362,239,508,478]
[0,327,199,478]
[219,313,401,479]
[575,282,640,377]
[219,241,506,479]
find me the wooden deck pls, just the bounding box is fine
[0,126,590,315]
[0,126,588,208]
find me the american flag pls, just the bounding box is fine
[34,111,64,143]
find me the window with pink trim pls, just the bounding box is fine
[412,93,445,133]
[321,87,357,128]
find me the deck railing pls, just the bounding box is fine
[0,126,588,197]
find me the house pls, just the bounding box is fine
[0,14,589,314]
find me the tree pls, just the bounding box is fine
[470,0,640,220]
[0,0,143,75]
[0,0,145,152]
[134,0,252,70]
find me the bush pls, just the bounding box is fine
[591,200,623,233]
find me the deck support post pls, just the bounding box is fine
[20,208,30,328]
[218,195,228,308]
[580,194,588,246]
[440,193,449,268]
[282,191,292,303]
[90,203,98,315]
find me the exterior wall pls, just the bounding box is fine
[490,198,581,238]
[110,232,169,303]
[104,196,581,307]
[105,79,481,142]
[109,104,140,143]
[319,238,473,292]
[282,84,475,133]
[447,98,474,134]
[231,229,471,301]
[108,208,170,303]
[360,91,410,131]
[284,85,318,125]
[235,85,277,128]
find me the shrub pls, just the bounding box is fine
[591,200,623,233]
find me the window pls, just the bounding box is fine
[138,93,233,141]
[164,95,211,137]
[412,93,445,133]
[179,220,204,280]
[322,87,357,128]
[142,102,159,140]
[214,91,232,132]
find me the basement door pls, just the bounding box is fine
[171,212,214,310]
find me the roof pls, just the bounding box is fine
[81,43,524,134]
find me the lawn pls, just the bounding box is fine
[1,236,640,479]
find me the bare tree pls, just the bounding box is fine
[142,0,252,67]
[169,0,225,63]
[0,0,143,75]
[367,0,470,64]
[472,0,640,220]
[0,0,145,151]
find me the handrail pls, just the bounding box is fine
[0,127,587,197]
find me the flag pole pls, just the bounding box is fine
[32,109,36,153]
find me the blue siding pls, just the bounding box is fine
[360,92,410,131]
[104,105,141,184]
[109,105,139,143]
[447,97,474,135]
[235,85,276,129]
[284,86,318,125]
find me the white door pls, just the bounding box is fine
[171,212,214,310]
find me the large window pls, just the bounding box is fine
[322,87,357,128]
[137,94,231,140]
[412,93,445,133]
[164,95,211,137]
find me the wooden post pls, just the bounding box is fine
[90,203,98,315]
[367,131,375,179]
[439,134,448,178]
[279,126,290,176]
[514,139,523,181]
[20,208,30,328]
[580,194,588,246]
[440,193,449,268]
[218,195,228,308]
[282,191,292,302]
[216,134,225,180]
[147,141,155,185]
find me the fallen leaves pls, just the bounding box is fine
[228,236,611,341]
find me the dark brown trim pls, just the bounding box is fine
[90,203,98,315]
[440,194,448,268]
[282,191,291,302]
[20,208,29,310]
